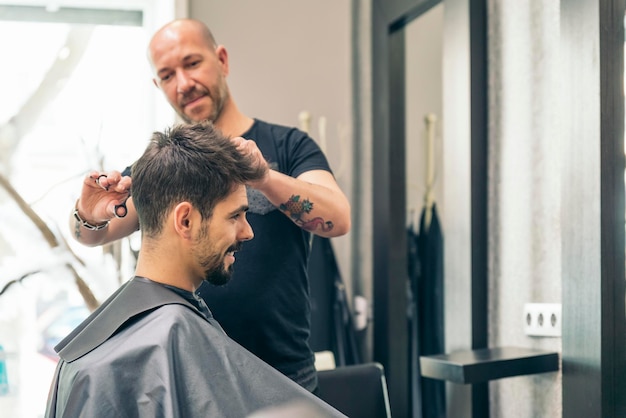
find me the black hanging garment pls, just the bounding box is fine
[408,204,446,418]
[308,236,360,367]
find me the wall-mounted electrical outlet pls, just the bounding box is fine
[523,303,561,337]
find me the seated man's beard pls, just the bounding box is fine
[205,263,234,286]
[201,241,241,286]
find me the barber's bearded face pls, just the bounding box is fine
[176,72,229,124]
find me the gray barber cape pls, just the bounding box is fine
[44,277,345,418]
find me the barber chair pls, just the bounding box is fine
[317,362,392,418]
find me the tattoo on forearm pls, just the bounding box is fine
[279,194,334,232]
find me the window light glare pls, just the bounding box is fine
[58,46,70,60]
[46,4,60,13]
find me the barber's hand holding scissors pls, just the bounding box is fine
[76,170,132,224]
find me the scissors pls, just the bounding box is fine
[96,174,130,218]
[114,196,130,218]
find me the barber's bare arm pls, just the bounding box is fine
[233,138,351,238]
[70,170,139,247]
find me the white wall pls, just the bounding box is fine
[441,0,474,414]
[406,4,444,229]
[487,1,562,417]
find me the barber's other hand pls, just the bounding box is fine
[231,137,270,188]
[77,170,132,223]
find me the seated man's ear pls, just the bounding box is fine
[172,202,197,238]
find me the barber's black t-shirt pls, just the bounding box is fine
[198,119,332,377]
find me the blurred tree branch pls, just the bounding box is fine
[0,172,99,311]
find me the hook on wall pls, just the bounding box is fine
[423,112,438,231]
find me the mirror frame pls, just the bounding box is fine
[371,0,488,416]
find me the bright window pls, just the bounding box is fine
[0,3,175,417]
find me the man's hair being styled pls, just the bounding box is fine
[132,122,265,237]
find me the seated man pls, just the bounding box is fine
[44,122,344,418]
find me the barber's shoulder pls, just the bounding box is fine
[255,119,308,140]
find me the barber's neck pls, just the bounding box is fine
[211,99,254,138]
